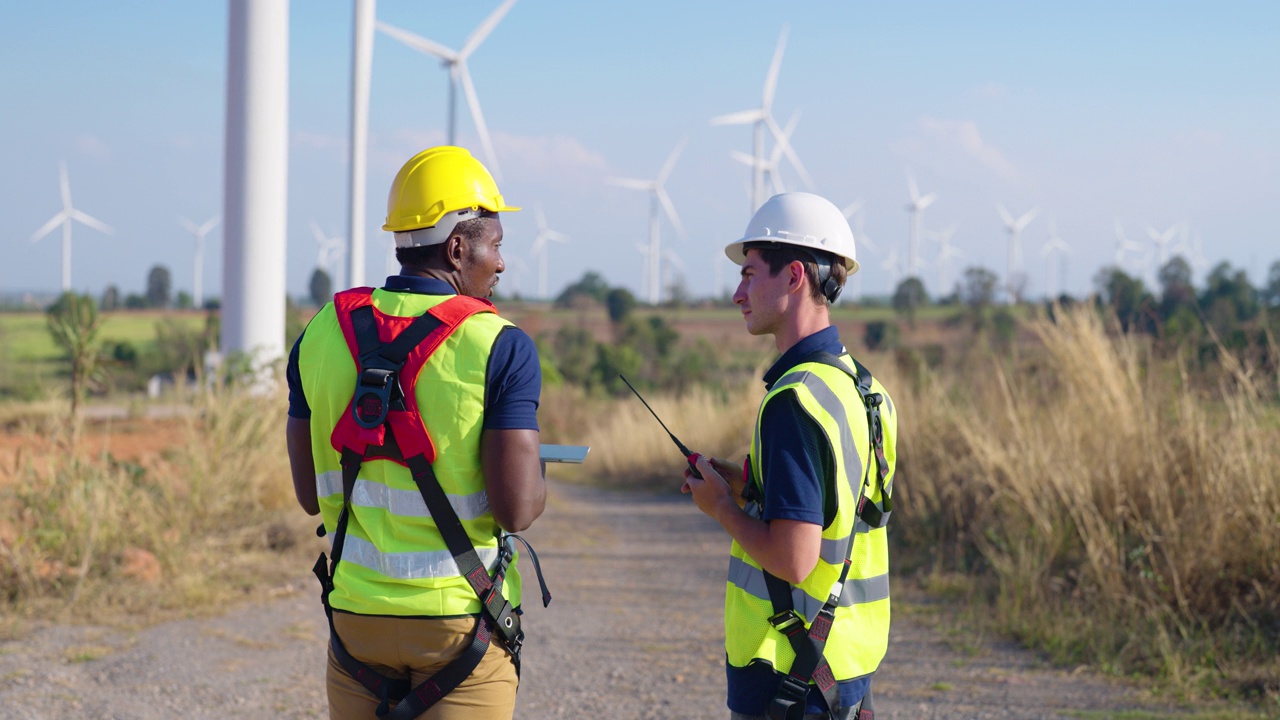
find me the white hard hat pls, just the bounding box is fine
[724,192,859,275]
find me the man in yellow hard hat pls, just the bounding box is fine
[286,146,550,719]
[683,192,898,720]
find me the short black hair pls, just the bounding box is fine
[395,215,494,271]
[743,241,847,305]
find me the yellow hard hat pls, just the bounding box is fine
[382,146,519,246]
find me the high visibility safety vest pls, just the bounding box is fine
[725,352,897,683]
[298,288,523,617]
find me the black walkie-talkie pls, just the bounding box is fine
[619,374,702,479]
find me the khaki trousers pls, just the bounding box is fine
[327,612,518,720]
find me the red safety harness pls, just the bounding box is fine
[311,287,551,719]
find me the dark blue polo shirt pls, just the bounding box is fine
[286,276,541,431]
[726,325,870,716]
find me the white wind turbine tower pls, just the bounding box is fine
[607,139,686,305]
[997,203,1039,298]
[377,0,516,179]
[711,25,812,211]
[311,221,346,289]
[1041,219,1071,299]
[530,206,569,299]
[179,214,220,309]
[30,162,114,292]
[730,111,802,196]
[904,172,937,280]
[929,223,962,295]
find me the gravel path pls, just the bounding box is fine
[0,480,1187,719]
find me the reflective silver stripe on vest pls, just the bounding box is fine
[316,470,491,521]
[728,556,890,622]
[774,368,865,507]
[334,534,501,580]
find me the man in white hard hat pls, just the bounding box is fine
[684,192,898,720]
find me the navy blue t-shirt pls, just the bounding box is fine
[725,325,871,716]
[286,275,540,431]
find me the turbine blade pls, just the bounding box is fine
[997,203,1014,227]
[917,192,938,211]
[460,0,518,59]
[31,211,69,243]
[376,21,457,61]
[842,199,864,219]
[199,215,221,236]
[656,187,684,238]
[310,220,325,243]
[729,150,758,167]
[906,170,920,203]
[1016,208,1040,231]
[535,205,547,231]
[769,110,801,163]
[179,215,199,234]
[59,161,72,209]
[606,177,652,190]
[710,108,763,126]
[69,209,113,235]
[766,114,812,188]
[762,24,789,110]
[657,138,686,184]
[459,64,502,181]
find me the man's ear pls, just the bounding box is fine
[787,260,807,295]
[445,235,465,271]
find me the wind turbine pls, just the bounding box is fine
[730,110,802,196]
[880,247,903,290]
[711,25,812,211]
[1113,220,1142,272]
[30,162,114,291]
[607,138,686,305]
[929,223,962,295]
[376,0,517,179]
[1041,219,1071,299]
[1145,223,1179,269]
[179,214,220,309]
[530,206,569,299]
[843,200,879,255]
[904,172,938,279]
[997,203,1039,298]
[311,221,346,289]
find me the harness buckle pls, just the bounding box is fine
[767,674,811,720]
[768,609,803,633]
[353,367,397,429]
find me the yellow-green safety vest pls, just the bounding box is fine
[725,353,897,681]
[298,289,523,617]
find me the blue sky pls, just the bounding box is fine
[2,1,1277,302]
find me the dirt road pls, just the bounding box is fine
[0,481,1186,719]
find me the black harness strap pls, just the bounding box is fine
[762,350,889,720]
[313,300,551,719]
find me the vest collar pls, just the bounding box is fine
[383,275,457,295]
[763,326,844,390]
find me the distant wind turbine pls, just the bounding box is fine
[880,246,903,289]
[179,214,220,309]
[711,25,811,211]
[311,221,346,289]
[997,203,1039,296]
[1145,223,1179,269]
[1041,219,1071,299]
[530,206,569,299]
[730,110,802,196]
[607,138,686,305]
[30,161,114,292]
[929,223,962,294]
[376,0,516,179]
[905,172,938,279]
[1113,220,1142,271]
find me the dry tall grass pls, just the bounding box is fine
[0,384,313,622]
[898,305,1280,700]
